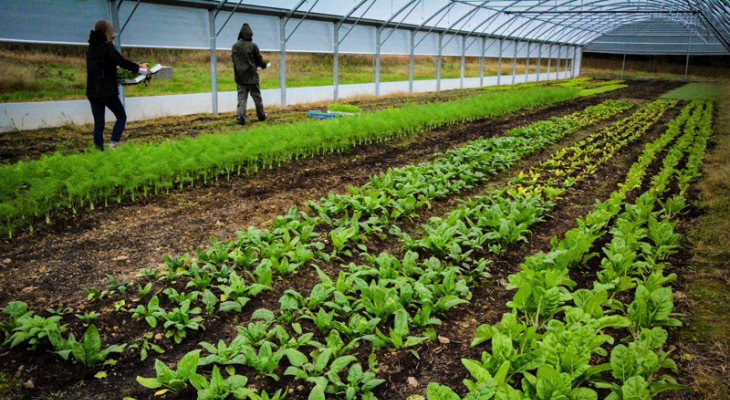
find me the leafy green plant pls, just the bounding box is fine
[163,288,200,305]
[596,328,685,399]
[1,301,30,338]
[129,332,165,361]
[75,311,99,326]
[159,300,204,344]
[105,274,130,295]
[84,287,108,301]
[362,309,427,358]
[130,295,164,328]
[46,305,73,316]
[137,282,153,299]
[284,348,357,391]
[190,366,254,400]
[627,285,682,333]
[239,341,307,381]
[199,334,251,366]
[137,350,202,395]
[50,324,126,367]
[4,311,66,350]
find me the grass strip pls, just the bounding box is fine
[579,83,628,97]
[661,83,722,101]
[0,86,579,238]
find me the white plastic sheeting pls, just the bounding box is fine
[0,70,574,133]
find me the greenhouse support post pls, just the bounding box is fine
[621,53,626,79]
[685,34,691,80]
[334,23,340,101]
[437,32,443,92]
[547,44,552,81]
[279,16,287,106]
[375,27,382,96]
[209,10,218,116]
[557,47,562,79]
[578,47,583,76]
[511,40,517,85]
[460,36,466,90]
[571,46,577,78]
[479,37,485,87]
[409,30,415,93]
[525,42,530,82]
[536,43,542,82]
[497,39,503,86]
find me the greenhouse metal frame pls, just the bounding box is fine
[0,0,727,125]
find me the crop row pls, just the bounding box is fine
[0,98,647,400]
[0,87,580,238]
[426,101,713,400]
[404,99,676,262]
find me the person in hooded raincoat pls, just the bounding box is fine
[86,20,151,150]
[232,23,268,125]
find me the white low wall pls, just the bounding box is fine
[0,71,573,133]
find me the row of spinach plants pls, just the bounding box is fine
[0,87,581,238]
[425,100,713,400]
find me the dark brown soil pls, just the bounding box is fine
[0,79,690,400]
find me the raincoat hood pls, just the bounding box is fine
[88,29,108,46]
[238,23,253,41]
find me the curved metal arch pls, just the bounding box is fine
[493,0,640,56]
[466,0,573,60]
[500,0,695,45]
[499,0,607,53]
[462,0,598,44]
[482,0,709,48]
[536,7,702,45]
[439,3,486,49]
[531,0,723,47]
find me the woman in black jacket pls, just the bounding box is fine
[86,20,150,150]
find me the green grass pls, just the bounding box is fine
[679,82,730,399]
[661,83,722,101]
[0,44,541,103]
[578,84,628,97]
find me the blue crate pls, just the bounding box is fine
[308,110,335,119]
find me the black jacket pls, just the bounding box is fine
[86,30,140,98]
[232,23,267,85]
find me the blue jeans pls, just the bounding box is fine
[89,95,127,150]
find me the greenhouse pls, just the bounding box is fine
[0,1,729,399]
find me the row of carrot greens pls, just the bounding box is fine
[1,96,654,400]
